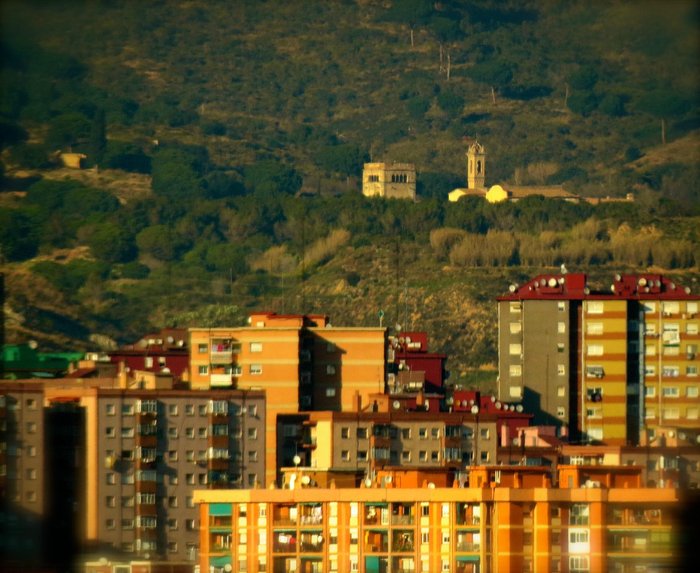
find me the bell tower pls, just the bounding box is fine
[466,141,486,189]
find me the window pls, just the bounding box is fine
[248,451,258,462]
[26,445,36,457]
[645,386,656,397]
[121,427,134,438]
[168,496,178,508]
[662,301,680,315]
[587,301,604,314]
[418,428,428,439]
[662,386,679,398]
[106,518,116,530]
[587,344,604,356]
[186,450,195,462]
[646,345,657,356]
[186,519,197,531]
[509,322,522,334]
[569,556,589,572]
[557,343,565,353]
[198,365,208,375]
[168,404,178,415]
[569,530,589,544]
[509,386,523,398]
[557,385,566,397]
[198,427,207,438]
[558,301,566,312]
[185,427,195,438]
[106,472,116,485]
[199,404,209,415]
[558,322,566,334]
[106,404,116,415]
[341,427,350,439]
[401,428,411,439]
[357,450,368,461]
[480,450,489,463]
[509,365,522,377]
[557,407,566,418]
[687,386,699,397]
[643,302,656,313]
[431,428,440,439]
[26,421,37,433]
[106,496,116,507]
[250,342,263,352]
[185,404,194,416]
[419,451,427,462]
[121,519,134,529]
[250,364,263,375]
[144,357,153,368]
[645,409,656,419]
[557,364,566,376]
[326,365,336,375]
[509,343,522,355]
[168,427,178,438]
[341,450,351,461]
[586,322,603,335]
[687,408,699,420]
[509,302,522,313]
[186,473,195,485]
[325,388,336,397]
[401,451,411,462]
[480,428,489,439]
[688,323,699,335]
[122,404,134,415]
[357,427,369,439]
[247,428,257,440]
[662,408,680,420]
[645,365,656,377]
[431,450,440,462]
[198,343,208,353]
[569,504,589,525]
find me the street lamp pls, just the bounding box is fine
[471,405,480,465]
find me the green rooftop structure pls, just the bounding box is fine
[1,343,84,379]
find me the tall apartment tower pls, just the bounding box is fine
[189,312,387,486]
[497,273,700,445]
[466,141,486,189]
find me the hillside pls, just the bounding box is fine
[1,0,699,388]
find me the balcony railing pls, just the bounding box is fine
[456,542,481,552]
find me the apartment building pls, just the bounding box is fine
[189,312,386,485]
[194,464,683,573]
[497,273,700,446]
[0,379,265,568]
[277,409,498,484]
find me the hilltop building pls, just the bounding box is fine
[362,162,416,200]
[497,272,700,446]
[449,141,577,204]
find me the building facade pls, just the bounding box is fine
[0,380,265,568]
[497,273,700,446]
[362,163,416,200]
[195,465,683,573]
[189,312,387,485]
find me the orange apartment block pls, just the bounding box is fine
[189,312,387,485]
[195,464,684,573]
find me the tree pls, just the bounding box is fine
[0,208,39,261]
[468,60,515,104]
[316,143,368,177]
[636,90,692,144]
[87,108,107,165]
[136,225,189,261]
[87,222,137,263]
[243,160,302,196]
[385,0,433,47]
[429,15,462,78]
[151,149,203,200]
[46,112,91,150]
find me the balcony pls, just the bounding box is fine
[364,531,389,553]
[273,531,297,553]
[210,373,234,387]
[391,531,414,552]
[456,541,481,552]
[299,531,324,552]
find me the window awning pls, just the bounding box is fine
[456,555,481,562]
[209,503,232,516]
[209,556,231,567]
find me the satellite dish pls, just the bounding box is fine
[364,478,372,488]
[224,565,232,573]
[395,324,402,333]
[495,402,502,410]
[28,340,38,350]
[639,277,647,287]
[491,395,496,402]
[301,475,311,485]
[427,482,435,489]
[516,404,524,413]
[392,400,401,410]
[293,455,301,467]
[509,284,516,293]
[166,336,174,343]
[385,475,392,483]
[548,278,557,287]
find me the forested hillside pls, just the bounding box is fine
[1,0,698,387]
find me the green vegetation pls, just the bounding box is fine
[0,0,698,381]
